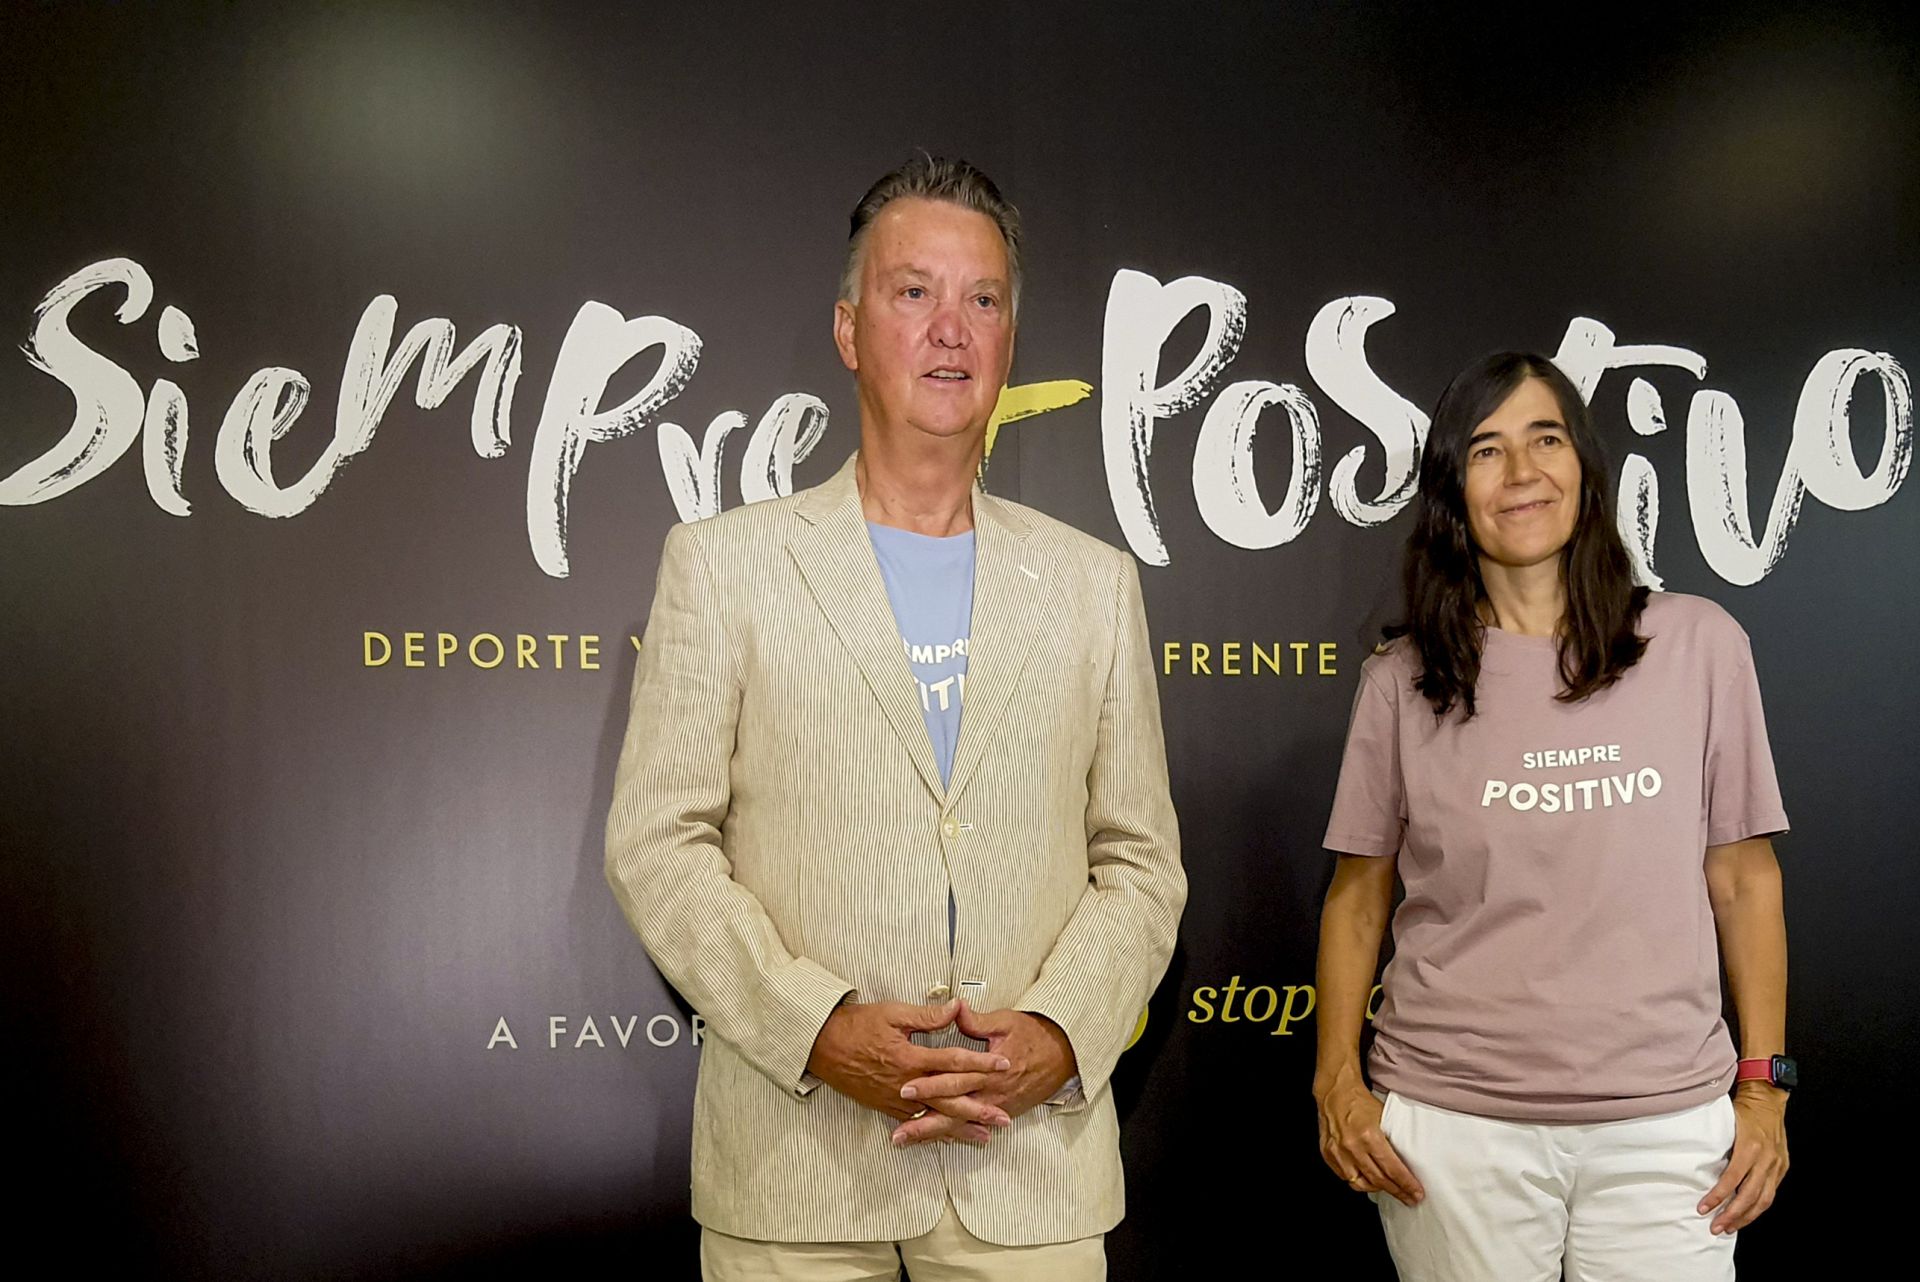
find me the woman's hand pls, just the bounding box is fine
[1315,1071,1425,1208]
[1314,855,1417,1205]
[1700,1083,1789,1234]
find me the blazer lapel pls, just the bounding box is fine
[944,490,1051,806]
[787,456,947,804]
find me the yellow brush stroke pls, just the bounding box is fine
[1125,1005,1149,1051]
[983,379,1094,460]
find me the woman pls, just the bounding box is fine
[1314,352,1792,1281]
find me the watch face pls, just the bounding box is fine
[1773,1056,1800,1089]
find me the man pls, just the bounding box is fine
[606,155,1184,1279]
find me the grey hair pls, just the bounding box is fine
[839,154,1022,315]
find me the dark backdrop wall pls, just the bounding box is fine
[3,3,1914,1277]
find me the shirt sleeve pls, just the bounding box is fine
[1704,633,1790,847]
[1323,661,1407,857]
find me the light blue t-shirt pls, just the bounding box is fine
[867,523,975,787]
[869,522,974,954]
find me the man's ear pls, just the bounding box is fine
[833,299,859,373]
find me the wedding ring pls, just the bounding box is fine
[909,1108,929,1120]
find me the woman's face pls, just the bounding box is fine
[1462,376,1583,572]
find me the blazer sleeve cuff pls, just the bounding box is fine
[1015,982,1119,1115]
[761,957,857,1097]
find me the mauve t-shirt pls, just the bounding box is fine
[1323,592,1788,1123]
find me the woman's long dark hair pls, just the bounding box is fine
[1390,352,1648,720]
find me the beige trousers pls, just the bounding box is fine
[699,1200,1106,1281]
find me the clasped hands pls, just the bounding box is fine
[806,999,1076,1148]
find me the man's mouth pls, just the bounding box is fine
[924,368,970,381]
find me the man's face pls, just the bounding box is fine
[833,197,1015,448]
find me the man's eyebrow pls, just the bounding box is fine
[878,266,1007,290]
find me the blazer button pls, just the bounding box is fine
[927,984,951,1001]
[941,818,959,839]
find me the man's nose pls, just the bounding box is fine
[927,296,970,348]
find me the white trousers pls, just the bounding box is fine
[699,1199,1105,1281]
[1375,1092,1737,1282]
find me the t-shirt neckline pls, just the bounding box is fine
[1482,623,1558,651]
[866,521,975,547]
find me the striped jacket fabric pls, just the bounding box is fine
[605,453,1185,1246]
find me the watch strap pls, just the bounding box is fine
[1735,1055,1795,1089]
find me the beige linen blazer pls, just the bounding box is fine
[605,454,1184,1246]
